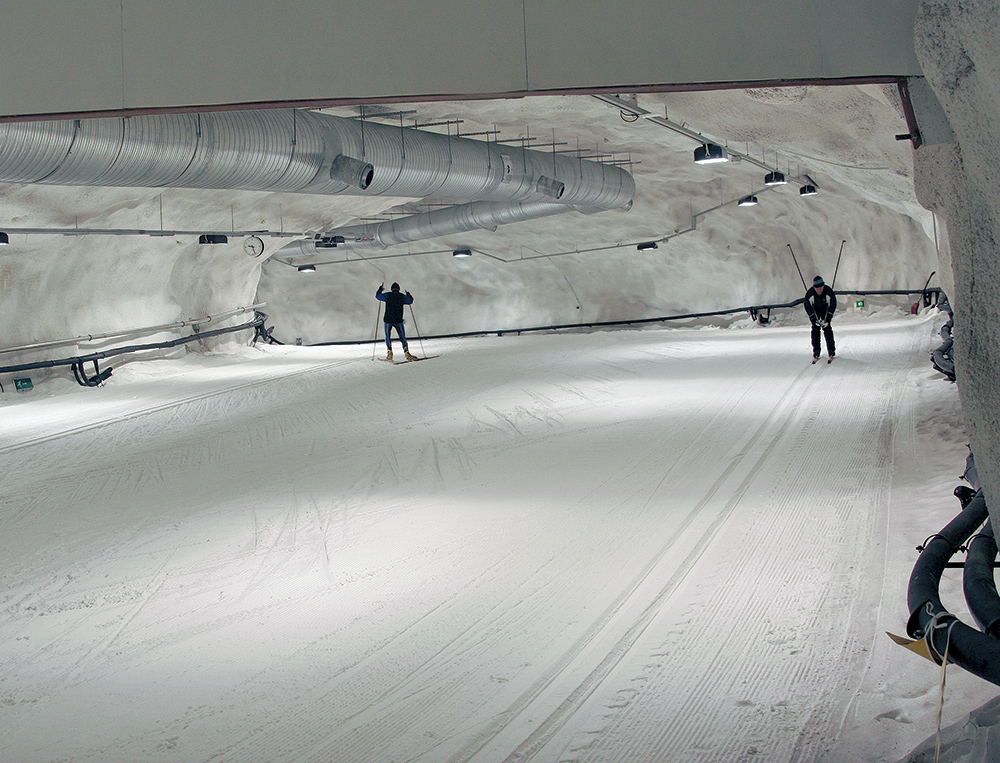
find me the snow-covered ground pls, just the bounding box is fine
[1,307,995,763]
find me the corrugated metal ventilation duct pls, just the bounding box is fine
[0,109,634,252]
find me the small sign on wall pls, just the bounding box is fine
[14,377,33,391]
[856,300,865,309]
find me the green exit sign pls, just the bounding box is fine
[14,377,33,391]
[856,300,865,309]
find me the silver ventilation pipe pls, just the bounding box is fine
[0,109,633,249]
[280,200,573,255]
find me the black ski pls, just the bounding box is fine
[378,354,440,364]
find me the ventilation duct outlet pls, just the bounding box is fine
[329,154,375,190]
[536,175,566,200]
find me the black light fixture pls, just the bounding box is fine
[738,195,759,207]
[0,232,8,245]
[453,248,472,258]
[799,184,818,196]
[636,241,658,251]
[297,264,317,273]
[198,234,228,244]
[693,143,728,164]
[763,171,786,186]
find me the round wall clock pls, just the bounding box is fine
[243,235,265,258]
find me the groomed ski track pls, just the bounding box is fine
[0,313,988,763]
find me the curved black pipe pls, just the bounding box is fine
[965,519,1000,637]
[906,491,1000,686]
[72,359,107,387]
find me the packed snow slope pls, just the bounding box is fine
[1,309,995,763]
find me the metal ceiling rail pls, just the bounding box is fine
[0,228,303,239]
[593,93,801,180]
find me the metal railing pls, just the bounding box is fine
[0,303,266,357]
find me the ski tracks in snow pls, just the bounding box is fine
[448,354,837,763]
[521,326,927,763]
[0,319,944,763]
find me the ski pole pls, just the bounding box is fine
[372,297,382,361]
[831,240,846,288]
[407,303,426,357]
[786,244,808,290]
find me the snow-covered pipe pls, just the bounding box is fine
[0,111,634,247]
[281,200,574,254]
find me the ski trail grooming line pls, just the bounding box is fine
[257,345,777,763]
[560,326,926,763]
[447,363,827,763]
[823,325,926,751]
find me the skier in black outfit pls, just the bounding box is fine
[804,275,837,362]
[376,282,415,361]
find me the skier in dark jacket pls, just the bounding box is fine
[376,282,415,361]
[804,275,837,362]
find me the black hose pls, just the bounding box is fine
[310,289,942,347]
[965,519,1000,637]
[906,491,1000,686]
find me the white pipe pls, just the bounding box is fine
[0,302,266,356]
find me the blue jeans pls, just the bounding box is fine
[384,322,408,351]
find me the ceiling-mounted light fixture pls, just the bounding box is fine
[763,171,786,186]
[452,248,472,257]
[198,234,228,244]
[636,241,658,251]
[738,195,759,207]
[0,232,8,245]
[693,143,728,164]
[799,184,818,196]
[297,264,317,273]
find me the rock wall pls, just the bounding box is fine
[914,0,1000,521]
